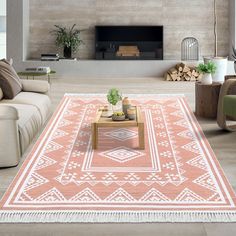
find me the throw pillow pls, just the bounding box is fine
[0,87,3,100]
[0,59,22,99]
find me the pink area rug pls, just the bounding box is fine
[0,94,236,223]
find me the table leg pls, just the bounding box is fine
[48,74,51,84]
[92,123,98,149]
[138,122,145,149]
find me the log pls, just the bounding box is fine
[164,72,172,81]
[169,68,178,74]
[183,66,190,73]
[117,46,140,57]
[185,75,191,81]
[176,63,186,72]
[177,72,183,77]
[187,71,192,77]
[170,73,178,81]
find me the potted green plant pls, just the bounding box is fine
[204,0,227,82]
[197,62,217,85]
[51,24,84,58]
[107,88,124,120]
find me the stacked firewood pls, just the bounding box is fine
[116,46,140,57]
[164,63,202,81]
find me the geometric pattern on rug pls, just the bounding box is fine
[0,94,236,223]
[99,146,145,163]
[104,128,138,141]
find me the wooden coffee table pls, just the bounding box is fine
[91,106,145,149]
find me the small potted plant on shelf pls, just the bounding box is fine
[197,62,217,85]
[107,88,125,121]
[51,24,84,59]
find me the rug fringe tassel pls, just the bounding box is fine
[0,211,235,223]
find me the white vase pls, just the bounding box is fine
[204,57,228,82]
[201,73,213,85]
[110,101,122,113]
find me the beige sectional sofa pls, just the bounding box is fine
[0,79,51,167]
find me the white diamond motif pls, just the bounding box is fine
[104,128,138,141]
[100,146,144,163]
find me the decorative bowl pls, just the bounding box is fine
[112,114,126,121]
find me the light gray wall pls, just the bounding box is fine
[7,0,28,62]
[6,0,235,78]
[29,0,230,60]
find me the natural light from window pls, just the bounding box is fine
[0,0,6,59]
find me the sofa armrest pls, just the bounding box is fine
[0,105,20,167]
[225,75,236,81]
[0,105,19,120]
[217,79,236,130]
[21,79,50,94]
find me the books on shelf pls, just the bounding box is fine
[41,53,59,61]
[40,54,78,61]
[25,67,51,74]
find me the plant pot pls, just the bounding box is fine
[111,101,122,113]
[201,73,213,85]
[64,46,72,58]
[204,57,228,82]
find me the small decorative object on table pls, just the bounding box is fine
[112,112,126,121]
[127,106,136,120]
[99,105,109,118]
[196,61,217,85]
[122,97,131,118]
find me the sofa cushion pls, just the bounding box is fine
[223,95,236,117]
[0,92,51,124]
[1,103,42,153]
[0,59,22,99]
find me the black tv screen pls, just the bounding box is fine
[95,26,163,42]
